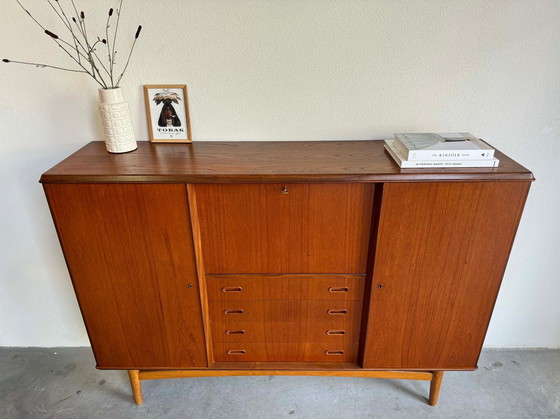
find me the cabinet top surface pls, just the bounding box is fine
[40,140,534,183]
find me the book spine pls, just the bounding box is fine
[392,139,412,159]
[399,159,499,168]
[406,148,495,161]
[393,134,495,160]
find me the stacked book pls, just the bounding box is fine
[384,133,499,168]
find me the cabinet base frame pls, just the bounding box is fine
[127,368,444,406]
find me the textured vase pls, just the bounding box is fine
[98,88,137,153]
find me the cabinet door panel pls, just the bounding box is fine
[196,184,374,274]
[44,184,207,369]
[362,182,530,369]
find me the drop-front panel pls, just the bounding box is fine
[195,183,374,274]
[41,141,533,372]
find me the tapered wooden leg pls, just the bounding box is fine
[428,371,444,406]
[128,370,143,405]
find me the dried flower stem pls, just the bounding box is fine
[116,26,141,86]
[70,0,80,26]
[112,0,124,78]
[13,0,103,87]
[6,0,141,89]
[105,12,114,86]
[48,0,81,64]
[4,59,89,74]
[89,40,112,78]
[46,0,70,32]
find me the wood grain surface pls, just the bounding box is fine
[210,296,363,362]
[138,368,434,380]
[44,184,207,369]
[210,321,361,344]
[207,274,364,362]
[362,181,531,369]
[206,274,365,301]
[209,300,363,324]
[186,184,214,366]
[39,140,534,184]
[196,183,374,274]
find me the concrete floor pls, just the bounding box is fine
[0,348,558,418]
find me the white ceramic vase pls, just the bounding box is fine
[98,88,137,153]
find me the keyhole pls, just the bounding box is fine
[281,186,288,194]
[378,284,383,289]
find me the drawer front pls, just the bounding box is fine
[196,183,375,274]
[210,296,363,362]
[209,274,365,362]
[213,321,360,343]
[207,274,365,302]
[213,343,357,362]
[210,300,363,323]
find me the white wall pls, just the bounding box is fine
[1,0,559,348]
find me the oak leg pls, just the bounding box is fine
[428,371,444,406]
[128,370,143,405]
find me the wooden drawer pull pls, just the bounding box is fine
[325,350,344,355]
[224,309,244,315]
[225,330,245,335]
[327,309,348,315]
[222,287,243,292]
[227,350,246,355]
[328,287,349,293]
[326,330,346,335]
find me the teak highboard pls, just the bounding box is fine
[40,140,534,406]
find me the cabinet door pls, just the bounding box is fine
[362,182,530,369]
[44,184,207,369]
[196,184,374,274]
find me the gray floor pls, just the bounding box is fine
[0,348,558,419]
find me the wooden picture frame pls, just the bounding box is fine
[143,84,192,143]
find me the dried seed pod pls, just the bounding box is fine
[45,30,59,39]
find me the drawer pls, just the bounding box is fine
[212,321,359,343]
[207,274,365,302]
[210,300,363,323]
[207,274,365,363]
[210,299,363,362]
[213,342,358,362]
[196,183,374,274]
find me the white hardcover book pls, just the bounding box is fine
[393,133,495,161]
[385,140,499,168]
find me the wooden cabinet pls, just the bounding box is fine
[40,140,533,405]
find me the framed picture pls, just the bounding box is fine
[143,84,192,143]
